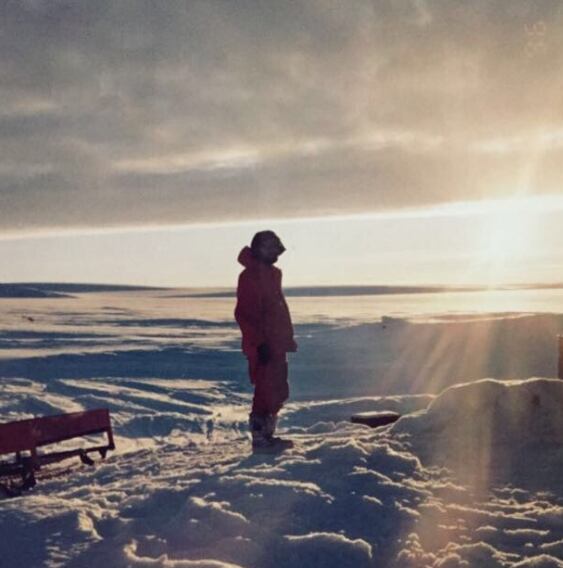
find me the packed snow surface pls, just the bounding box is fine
[1,288,562,567]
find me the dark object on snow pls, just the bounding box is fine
[0,409,115,496]
[350,411,401,428]
[381,316,408,328]
[559,335,563,380]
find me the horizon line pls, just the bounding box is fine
[2,281,562,292]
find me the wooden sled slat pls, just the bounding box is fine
[0,409,115,495]
[29,409,114,448]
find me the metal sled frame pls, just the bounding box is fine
[0,409,115,494]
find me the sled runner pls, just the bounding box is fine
[350,411,400,428]
[0,409,115,496]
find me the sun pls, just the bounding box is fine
[482,202,530,260]
[474,197,542,285]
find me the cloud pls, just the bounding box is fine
[1,0,563,232]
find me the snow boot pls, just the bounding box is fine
[249,413,293,452]
[264,414,293,450]
[249,413,270,449]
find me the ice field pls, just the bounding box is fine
[1,286,563,567]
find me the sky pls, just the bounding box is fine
[2,195,562,287]
[1,0,562,286]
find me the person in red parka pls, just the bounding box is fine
[235,230,297,450]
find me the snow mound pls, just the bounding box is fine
[392,378,563,490]
[283,532,373,568]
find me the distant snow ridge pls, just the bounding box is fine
[391,378,563,490]
[0,284,71,298]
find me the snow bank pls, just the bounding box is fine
[392,378,563,490]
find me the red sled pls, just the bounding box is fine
[0,408,115,495]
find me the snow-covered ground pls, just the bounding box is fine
[1,287,563,567]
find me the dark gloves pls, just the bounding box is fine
[257,343,271,365]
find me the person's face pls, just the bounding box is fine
[256,236,286,265]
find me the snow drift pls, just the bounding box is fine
[392,378,563,491]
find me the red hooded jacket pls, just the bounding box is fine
[235,246,297,357]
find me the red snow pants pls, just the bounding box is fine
[248,353,289,416]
